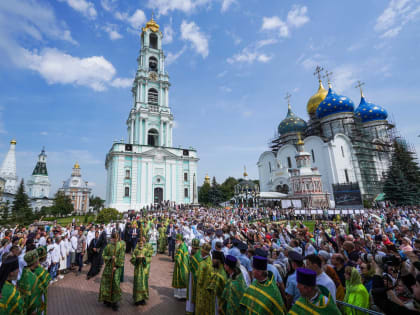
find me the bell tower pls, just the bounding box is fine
[127,15,173,148]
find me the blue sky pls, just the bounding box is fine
[0,0,419,199]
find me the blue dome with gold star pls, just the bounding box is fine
[316,87,355,119]
[278,104,307,135]
[355,96,388,123]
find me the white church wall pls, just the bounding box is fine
[257,151,276,192]
[277,144,297,170]
[331,134,358,184]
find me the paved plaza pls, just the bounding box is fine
[47,254,185,315]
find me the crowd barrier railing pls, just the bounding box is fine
[336,300,384,315]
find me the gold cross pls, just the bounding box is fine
[323,70,333,84]
[313,65,324,81]
[284,92,291,105]
[355,80,365,96]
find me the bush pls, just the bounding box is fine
[96,208,121,224]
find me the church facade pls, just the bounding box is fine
[258,69,393,207]
[105,17,199,212]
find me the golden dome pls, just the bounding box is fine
[142,15,160,33]
[74,162,80,169]
[204,174,211,185]
[307,80,328,115]
[10,139,17,145]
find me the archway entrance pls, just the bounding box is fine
[154,187,163,204]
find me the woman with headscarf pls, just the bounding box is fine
[0,256,25,314]
[343,266,369,315]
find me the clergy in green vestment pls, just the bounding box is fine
[195,243,214,315]
[172,234,189,299]
[0,256,25,315]
[208,250,227,315]
[220,255,247,315]
[158,226,167,254]
[131,238,153,305]
[240,255,286,315]
[98,232,126,312]
[186,239,202,314]
[34,246,51,315]
[288,268,341,315]
[18,250,42,315]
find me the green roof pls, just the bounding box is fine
[32,162,48,176]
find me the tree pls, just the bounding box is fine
[220,177,239,201]
[11,180,33,225]
[51,191,74,216]
[1,200,10,222]
[89,195,105,212]
[198,183,211,205]
[96,208,122,224]
[383,140,420,205]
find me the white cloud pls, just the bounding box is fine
[262,5,309,38]
[217,70,227,77]
[330,64,361,93]
[226,31,242,45]
[20,48,130,91]
[100,0,118,12]
[115,9,147,32]
[40,131,48,136]
[180,21,209,58]
[227,39,276,64]
[287,5,310,28]
[58,0,97,19]
[375,0,420,38]
[163,24,174,44]
[147,0,211,15]
[110,77,132,88]
[103,24,122,40]
[221,0,236,13]
[220,86,232,93]
[298,53,327,70]
[166,46,187,65]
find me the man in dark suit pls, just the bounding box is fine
[166,223,176,261]
[131,225,140,251]
[87,231,103,279]
[123,222,132,253]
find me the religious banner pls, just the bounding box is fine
[292,200,302,208]
[281,200,292,208]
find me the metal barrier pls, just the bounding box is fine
[336,300,384,315]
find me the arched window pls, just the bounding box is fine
[341,146,345,157]
[125,170,130,179]
[184,188,189,198]
[268,162,272,173]
[148,88,158,105]
[124,186,130,197]
[311,150,315,162]
[287,157,292,168]
[149,33,158,49]
[149,56,158,72]
[147,129,159,146]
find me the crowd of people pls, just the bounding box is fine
[0,206,419,314]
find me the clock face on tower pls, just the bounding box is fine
[149,72,158,81]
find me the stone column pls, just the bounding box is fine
[130,118,134,144]
[160,121,163,146]
[138,117,142,145]
[166,87,169,107]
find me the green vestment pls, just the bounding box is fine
[208,264,227,311]
[130,243,153,302]
[188,250,202,303]
[220,272,247,315]
[158,227,167,253]
[18,268,42,314]
[195,255,214,315]
[34,265,51,314]
[172,242,189,289]
[240,271,286,315]
[0,281,25,315]
[98,240,126,304]
[288,291,341,315]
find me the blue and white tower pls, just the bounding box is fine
[105,16,199,211]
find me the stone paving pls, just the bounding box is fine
[47,254,185,314]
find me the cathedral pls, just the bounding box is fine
[258,68,393,207]
[105,17,199,212]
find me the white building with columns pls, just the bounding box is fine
[105,17,199,211]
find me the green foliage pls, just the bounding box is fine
[1,200,10,223]
[96,208,121,224]
[198,182,211,205]
[383,140,420,205]
[11,180,33,225]
[220,177,239,201]
[89,195,105,212]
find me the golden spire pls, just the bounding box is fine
[74,161,80,169]
[243,166,248,178]
[204,173,210,185]
[142,12,160,33]
[323,70,333,88]
[355,80,365,97]
[10,139,17,145]
[297,132,304,145]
